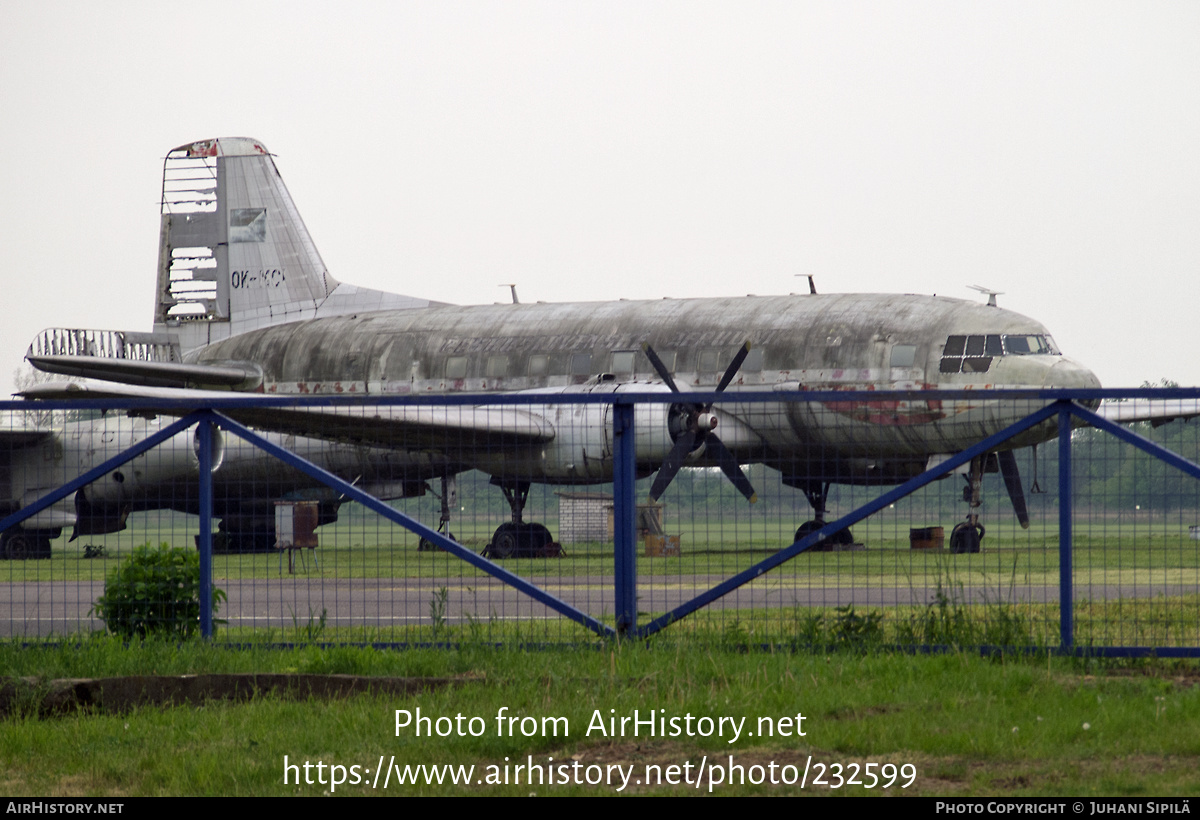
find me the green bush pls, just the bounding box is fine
[93,543,226,639]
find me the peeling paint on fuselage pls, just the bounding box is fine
[185,292,1101,484]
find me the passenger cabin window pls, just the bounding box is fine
[890,344,917,368]
[611,351,636,374]
[698,349,720,372]
[570,353,592,376]
[528,354,548,376]
[446,356,468,379]
[743,348,764,372]
[486,356,509,378]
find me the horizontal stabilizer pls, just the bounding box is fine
[27,356,263,391]
[20,381,556,452]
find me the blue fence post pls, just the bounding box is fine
[1058,403,1073,653]
[197,417,214,639]
[612,400,637,637]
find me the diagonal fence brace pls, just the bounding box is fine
[635,401,1064,639]
[209,412,616,638]
[0,411,209,537]
[1068,404,1200,482]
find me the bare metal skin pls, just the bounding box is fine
[19,138,1103,555]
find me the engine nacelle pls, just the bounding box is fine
[473,382,680,483]
[74,418,223,505]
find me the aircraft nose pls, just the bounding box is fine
[1044,357,1102,391]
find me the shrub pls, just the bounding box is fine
[93,543,226,639]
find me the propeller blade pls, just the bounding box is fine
[997,450,1030,529]
[704,434,757,503]
[641,343,680,393]
[647,430,702,502]
[715,341,752,393]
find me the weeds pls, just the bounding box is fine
[290,607,328,642]
[832,605,884,650]
[429,587,449,640]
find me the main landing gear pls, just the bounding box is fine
[0,528,58,560]
[482,479,561,559]
[791,480,855,551]
[418,475,458,552]
[949,456,986,554]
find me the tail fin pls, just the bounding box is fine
[154,138,442,353]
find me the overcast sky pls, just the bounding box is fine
[1,1,1197,397]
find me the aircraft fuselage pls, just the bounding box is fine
[183,291,1100,486]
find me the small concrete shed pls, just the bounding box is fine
[555,493,663,544]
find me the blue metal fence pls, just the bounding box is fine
[1,388,1198,654]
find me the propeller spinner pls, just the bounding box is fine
[642,341,757,504]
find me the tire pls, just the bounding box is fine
[794,520,822,543]
[491,529,518,559]
[418,532,456,552]
[2,533,31,561]
[2,532,52,560]
[950,522,985,554]
[526,524,553,554]
[793,521,853,550]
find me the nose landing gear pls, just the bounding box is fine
[790,480,855,550]
[950,456,986,553]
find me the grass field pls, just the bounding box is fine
[4,516,1198,585]
[2,637,1199,797]
[4,512,1198,649]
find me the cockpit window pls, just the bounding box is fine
[1003,334,1059,355]
[940,333,1058,374]
[941,335,998,373]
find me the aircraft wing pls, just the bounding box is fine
[1096,399,1200,428]
[19,382,555,451]
[0,428,56,449]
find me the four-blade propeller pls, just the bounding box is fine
[997,449,1030,529]
[639,341,1029,529]
[642,341,757,505]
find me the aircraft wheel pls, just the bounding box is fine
[2,533,31,560]
[418,532,456,552]
[489,525,518,559]
[1,532,52,560]
[794,520,821,542]
[793,521,853,550]
[526,524,553,553]
[950,522,985,554]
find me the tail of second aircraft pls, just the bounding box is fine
[154,137,443,353]
[154,138,337,350]
[27,137,445,382]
